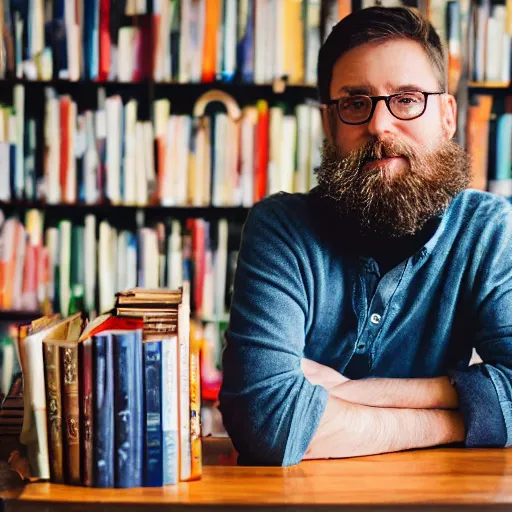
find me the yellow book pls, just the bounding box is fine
[188,323,202,481]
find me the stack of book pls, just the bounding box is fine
[114,288,182,339]
[0,373,23,438]
[12,283,201,488]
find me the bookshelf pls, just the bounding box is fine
[0,201,251,222]
[0,310,40,322]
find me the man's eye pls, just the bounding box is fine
[342,99,366,110]
[397,95,421,104]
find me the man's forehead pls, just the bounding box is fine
[330,40,441,97]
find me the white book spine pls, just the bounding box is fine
[12,223,26,310]
[84,215,97,314]
[84,111,99,204]
[59,220,72,316]
[179,0,191,83]
[123,100,138,205]
[162,336,179,484]
[240,110,256,207]
[176,116,191,206]
[214,219,228,317]
[106,97,122,205]
[213,113,228,206]
[22,332,51,479]
[66,101,77,203]
[162,117,176,206]
[178,287,191,481]
[167,220,183,289]
[99,221,115,313]
[223,0,237,79]
[14,85,24,200]
[45,227,59,303]
[143,121,156,202]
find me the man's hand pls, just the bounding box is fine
[301,358,349,390]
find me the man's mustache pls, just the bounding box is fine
[355,138,417,165]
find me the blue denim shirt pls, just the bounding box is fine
[219,188,512,466]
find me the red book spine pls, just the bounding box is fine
[254,101,269,203]
[59,98,70,202]
[98,0,111,82]
[80,338,93,486]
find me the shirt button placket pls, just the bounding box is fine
[370,313,382,325]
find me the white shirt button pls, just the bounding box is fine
[370,313,381,325]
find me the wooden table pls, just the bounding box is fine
[3,446,512,511]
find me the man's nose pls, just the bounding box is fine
[367,99,398,137]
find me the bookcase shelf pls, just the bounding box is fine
[0,78,318,98]
[0,201,251,222]
[0,309,41,323]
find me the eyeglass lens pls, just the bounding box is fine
[338,92,426,124]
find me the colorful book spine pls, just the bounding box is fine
[189,332,202,480]
[162,335,179,485]
[143,341,163,487]
[42,341,64,483]
[61,344,81,484]
[112,330,143,488]
[80,337,94,486]
[92,333,114,488]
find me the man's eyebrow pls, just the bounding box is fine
[337,84,376,95]
[337,83,430,95]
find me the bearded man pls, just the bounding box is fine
[219,6,512,466]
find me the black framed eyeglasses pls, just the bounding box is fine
[322,91,445,125]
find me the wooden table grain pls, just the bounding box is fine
[3,445,512,511]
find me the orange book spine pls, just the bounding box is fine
[338,0,351,20]
[466,95,493,191]
[202,0,221,83]
[187,333,202,481]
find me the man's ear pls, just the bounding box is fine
[442,94,457,139]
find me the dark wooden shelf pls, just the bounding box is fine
[0,201,251,222]
[0,310,41,323]
[0,78,317,94]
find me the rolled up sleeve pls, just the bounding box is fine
[451,205,512,447]
[218,197,328,466]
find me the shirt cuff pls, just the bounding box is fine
[449,365,507,447]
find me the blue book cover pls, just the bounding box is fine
[92,333,115,488]
[83,0,99,80]
[236,0,254,83]
[53,0,68,79]
[143,341,163,487]
[113,329,143,488]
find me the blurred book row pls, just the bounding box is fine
[0,86,322,206]
[467,94,512,194]
[0,0,486,89]
[0,208,238,322]
[0,285,203,487]
[0,0,346,85]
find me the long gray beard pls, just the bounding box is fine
[314,138,471,238]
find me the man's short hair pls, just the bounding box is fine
[317,7,446,103]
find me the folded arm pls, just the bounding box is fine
[304,394,465,460]
[303,359,459,409]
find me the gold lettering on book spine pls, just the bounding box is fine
[63,348,76,384]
